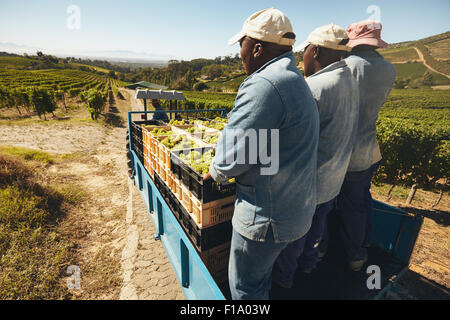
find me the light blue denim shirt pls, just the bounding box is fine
[306,60,359,205]
[209,52,319,243]
[345,51,396,172]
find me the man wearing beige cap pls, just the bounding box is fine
[334,20,396,271]
[205,8,319,299]
[272,24,359,288]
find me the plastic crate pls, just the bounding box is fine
[159,165,168,183]
[170,147,236,204]
[144,154,153,179]
[191,194,235,228]
[156,135,210,171]
[154,173,232,252]
[176,180,235,228]
[143,125,173,159]
[131,120,165,165]
[199,242,230,284]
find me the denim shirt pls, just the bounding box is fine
[345,51,396,172]
[305,60,359,205]
[209,52,319,243]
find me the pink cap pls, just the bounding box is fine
[346,20,388,48]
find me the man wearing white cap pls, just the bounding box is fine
[204,8,319,299]
[333,21,396,271]
[272,24,360,288]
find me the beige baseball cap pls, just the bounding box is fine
[228,8,296,46]
[295,23,351,52]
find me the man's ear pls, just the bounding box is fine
[313,46,320,59]
[253,43,263,58]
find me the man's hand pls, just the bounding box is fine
[203,172,212,181]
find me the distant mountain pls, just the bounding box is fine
[0,42,173,65]
[0,42,45,55]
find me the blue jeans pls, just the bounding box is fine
[228,227,289,300]
[334,161,380,261]
[272,199,336,287]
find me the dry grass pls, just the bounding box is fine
[0,154,77,299]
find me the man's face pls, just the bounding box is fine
[302,44,316,77]
[240,36,256,75]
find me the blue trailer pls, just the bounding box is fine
[127,109,423,300]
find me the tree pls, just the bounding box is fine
[183,69,195,88]
[108,70,117,79]
[193,82,209,91]
[29,88,57,120]
[80,89,106,120]
[7,89,21,114]
[13,88,32,114]
[202,64,224,80]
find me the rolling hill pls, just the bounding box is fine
[378,31,450,88]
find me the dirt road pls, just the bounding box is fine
[413,47,450,79]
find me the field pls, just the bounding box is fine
[202,74,247,92]
[0,68,109,92]
[0,56,36,69]
[425,37,450,61]
[0,54,113,74]
[393,62,450,86]
[378,47,420,63]
[159,90,237,114]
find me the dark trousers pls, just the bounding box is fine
[272,198,336,286]
[323,161,380,261]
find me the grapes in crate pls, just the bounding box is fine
[180,149,215,175]
[187,126,206,134]
[161,136,200,150]
[169,119,192,125]
[203,133,220,145]
[144,127,173,136]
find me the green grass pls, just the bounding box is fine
[0,146,55,164]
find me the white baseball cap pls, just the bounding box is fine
[295,23,351,52]
[228,8,296,46]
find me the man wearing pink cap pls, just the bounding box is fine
[330,20,396,271]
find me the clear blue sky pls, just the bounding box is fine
[0,0,449,60]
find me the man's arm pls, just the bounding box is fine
[208,76,285,183]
